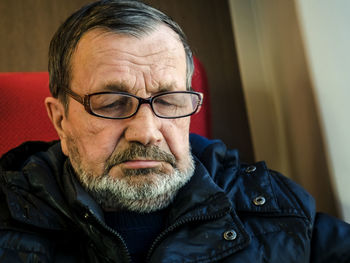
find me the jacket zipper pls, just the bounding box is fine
[146,208,230,262]
[86,210,132,263]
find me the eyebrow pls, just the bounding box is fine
[103,83,129,92]
[157,83,178,93]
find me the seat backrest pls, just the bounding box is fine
[0,72,57,156]
[0,57,211,156]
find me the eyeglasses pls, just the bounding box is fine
[62,88,203,119]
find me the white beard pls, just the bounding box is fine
[67,140,195,213]
[77,157,194,212]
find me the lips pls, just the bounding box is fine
[121,160,163,169]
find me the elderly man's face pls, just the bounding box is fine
[50,26,194,212]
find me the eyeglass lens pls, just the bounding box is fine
[89,92,200,119]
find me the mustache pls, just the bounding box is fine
[105,143,176,172]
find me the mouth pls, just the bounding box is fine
[121,159,163,169]
[105,143,177,174]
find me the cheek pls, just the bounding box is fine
[161,118,191,167]
[65,114,124,170]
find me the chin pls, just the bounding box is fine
[77,153,195,213]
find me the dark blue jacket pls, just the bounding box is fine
[0,134,350,262]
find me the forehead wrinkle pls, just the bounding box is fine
[94,50,181,72]
[88,34,184,67]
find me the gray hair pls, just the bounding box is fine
[48,0,194,108]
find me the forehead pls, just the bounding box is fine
[70,25,187,94]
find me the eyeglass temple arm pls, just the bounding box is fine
[63,88,85,105]
[198,92,204,105]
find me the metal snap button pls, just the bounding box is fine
[253,196,266,206]
[84,212,90,219]
[223,230,237,241]
[245,165,257,173]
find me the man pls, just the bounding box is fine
[0,0,350,262]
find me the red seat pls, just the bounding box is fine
[0,57,211,156]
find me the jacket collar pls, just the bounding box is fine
[168,156,231,222]
[191,133,313,219]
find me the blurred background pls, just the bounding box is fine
[0,0,349,222]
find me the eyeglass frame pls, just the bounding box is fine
[62,88,203,119]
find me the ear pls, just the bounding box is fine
[45,97,69,155]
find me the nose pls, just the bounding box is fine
[124,104,162,146]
